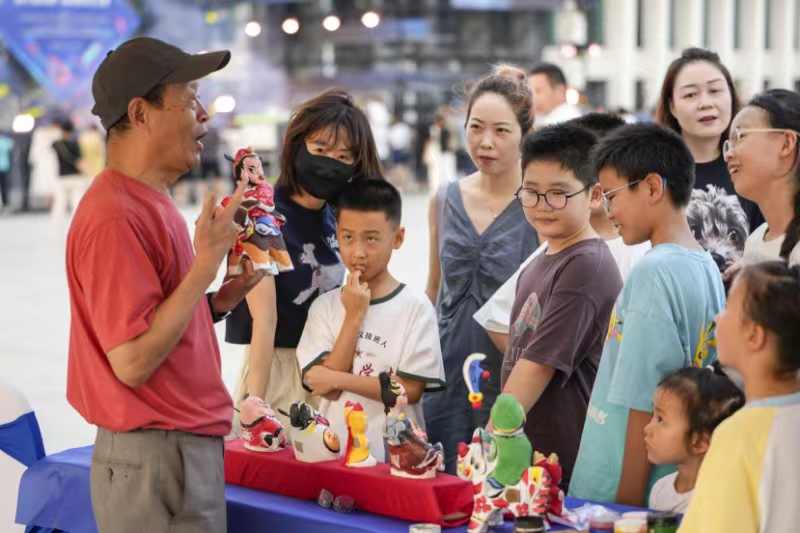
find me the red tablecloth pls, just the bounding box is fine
[224,439,474,527]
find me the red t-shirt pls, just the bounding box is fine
[66,169,233,436]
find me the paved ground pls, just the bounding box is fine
[0,191,432,453]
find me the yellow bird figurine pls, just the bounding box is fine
[344,402,377,468]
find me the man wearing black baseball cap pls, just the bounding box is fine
[66,38,264,533]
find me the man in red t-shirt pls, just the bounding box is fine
[67,38,265,533]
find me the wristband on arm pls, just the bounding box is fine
[206,292,231,323]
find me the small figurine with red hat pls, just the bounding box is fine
[222,147,294,276]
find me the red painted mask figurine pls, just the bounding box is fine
[222,147,294,276]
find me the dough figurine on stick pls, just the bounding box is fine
[222,147,293,276]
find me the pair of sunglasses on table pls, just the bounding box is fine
[317,488,355,513]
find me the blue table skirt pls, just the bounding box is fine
[16,446,639,533]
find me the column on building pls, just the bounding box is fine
[737,0,766,99]
[706,0,735,65]
[602,0,637,110]
[674,0,704,50]
[770,0,796,91]
[641,0,671,113]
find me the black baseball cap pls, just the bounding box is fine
[91,37,231,130]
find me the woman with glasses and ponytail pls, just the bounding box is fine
[225,90,384,431]
[724,89,800,266]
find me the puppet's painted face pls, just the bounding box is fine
[241,155,265,187]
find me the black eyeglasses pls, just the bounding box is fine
[515,185,590,210]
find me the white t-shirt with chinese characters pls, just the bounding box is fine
[474,238,650,334]
[296,284,445,462]
[742,222,800,266]
[648,472,693,514]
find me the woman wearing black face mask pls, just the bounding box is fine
[225,89,383,430]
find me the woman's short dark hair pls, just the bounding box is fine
[655,48,740,150]
[277,89,384,196]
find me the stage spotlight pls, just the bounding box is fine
[323,15,341,32]
[282,17,300,35]
[245,21,262,37]
[12,114,34,133]
[566,88,580,106]
[214,95,236,114]
[361,11,380,28]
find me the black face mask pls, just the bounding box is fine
[293,143,354,201]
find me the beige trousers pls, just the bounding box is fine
[90,428,225,533]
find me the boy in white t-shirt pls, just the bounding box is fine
[297,179,445,462]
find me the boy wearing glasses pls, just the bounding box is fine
[496,124,622,490]
[569,123,725,506]
[474,113,650,353]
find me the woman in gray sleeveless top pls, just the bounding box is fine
[424,66,539,473]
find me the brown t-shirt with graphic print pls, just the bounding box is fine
[500,238,622,489]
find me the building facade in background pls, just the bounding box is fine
[545,0,800,112]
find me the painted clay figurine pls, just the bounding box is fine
[385,414,445,479]
[457,425,565,533]
[278,401,340,463]
[222,147,293,276]
[240,396,287,452]
[533,451,565,517]
[455,356,565,533]
[487,393,532,489]
[379,372,445,479]
[344,401,377,468]
[463,353,491,409]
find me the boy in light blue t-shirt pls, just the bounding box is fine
[568,123,725,507]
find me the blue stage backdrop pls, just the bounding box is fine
[0,0,140,101]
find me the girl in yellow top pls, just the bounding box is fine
[680,261,800,533]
